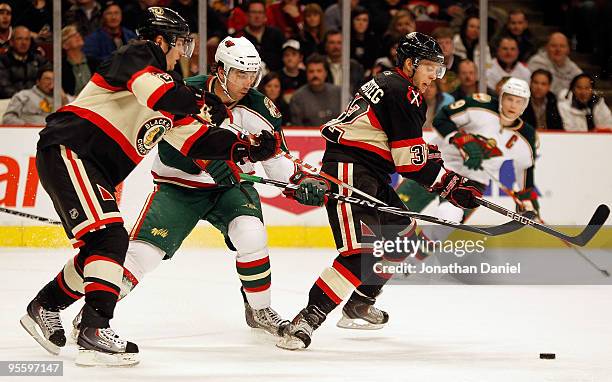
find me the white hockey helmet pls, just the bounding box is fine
[215,36,262,99]
[498,77,531,117]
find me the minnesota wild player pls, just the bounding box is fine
[69,36,329,338]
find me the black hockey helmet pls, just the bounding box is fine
[396,32,446,78]
[136,7,194,57]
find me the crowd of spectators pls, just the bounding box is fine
[0,0,609,130]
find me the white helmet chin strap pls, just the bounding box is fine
[218,67,235,102]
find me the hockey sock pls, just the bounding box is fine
[79,226,128,328]
[308,256,362,315]
[34,252,85,311]
[236,255,271,309]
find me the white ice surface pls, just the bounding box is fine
[1,247,612,382]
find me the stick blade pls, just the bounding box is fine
[570,204,610,246]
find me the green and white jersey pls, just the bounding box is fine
[151,74,295,188]
[432,93,538,190]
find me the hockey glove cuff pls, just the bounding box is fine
[450,132,485,170]
[247,130,281,162]
[514,187,539,216]
[195,159,241,186]
[283,171,330,207]
[430,170,483,209]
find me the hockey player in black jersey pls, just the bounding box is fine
[20,7,278,366]
[278,32,484,350]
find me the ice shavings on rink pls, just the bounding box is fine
[1,247,612,382]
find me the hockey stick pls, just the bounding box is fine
[224,123,389,206]
[483,170,610,276]
[241,173,524,236]
[0,207,62,225]
[474,197,609,247]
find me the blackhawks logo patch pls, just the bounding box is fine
[136,117,172,155]
[264,97,282,118]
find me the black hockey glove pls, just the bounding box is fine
[427,144,444,166]
[194,159,241,186]
[429,170,483,209]
[283,171,330,207]
[247,130,281,162]
[193,87,230,126]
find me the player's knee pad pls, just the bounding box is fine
[228,216,268,262]
[124,240,165,282]
[79,225,129,299]
[81,225,129,263]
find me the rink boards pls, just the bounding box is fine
[0,126,611,247]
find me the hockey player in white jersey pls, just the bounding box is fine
[69,36,329,340]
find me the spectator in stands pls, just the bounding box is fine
[64,0,102,38]
[121,0,159,33]
[2,65,57,125]
[0,26,49,99]
[324,0,360,32]
[366,0,405,37]
[557,73,612,131]
[450,59,491,100]
[432,27,461,93]
[62,25,98,98]
[83,1,136,62]
[14,0,52,44]
[383,9,416,49]
[424,80,454,129]
[527,32,582,96]
[323,29,364,94]
[290,53,340,126]
[266,0,303,40]
[495,9,537,62]
[280,39,306,102]
[0,1,12,54]
[258,72,291,125]
[300,3,325,60]
[350,6,377,75]
[453,15,491,67]
[371,33,399,77]
[523,69,563,130]
[486,36,531,91]
[237,0,285,72]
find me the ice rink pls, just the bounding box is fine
[2,246,612,382]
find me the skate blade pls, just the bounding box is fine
[336,316,384,330]
[68,328,80,344]
[75,348,139,367]
[20,314,61,355]
[276,332,308,350]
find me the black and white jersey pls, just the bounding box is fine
[38,40,240,186]
[321,68,442,186]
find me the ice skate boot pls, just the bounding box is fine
[69,306,83,343]
[276,305,326,350]
[20,298,66,355]
[241,287,289,336]
[337,291,389,330]
[76,326,139,367]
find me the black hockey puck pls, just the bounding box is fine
[539,353,556,359]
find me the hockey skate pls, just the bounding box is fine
[76,326,139,367]
[69,306,83,343]
[20,299,66,355]
[240,288,289,337]
[337,291,389,330]
[276,305,326,350]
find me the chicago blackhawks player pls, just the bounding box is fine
[20,8,277,367]
[397,77,538,237]
[277,32,483,350]
[69,37,329,339]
